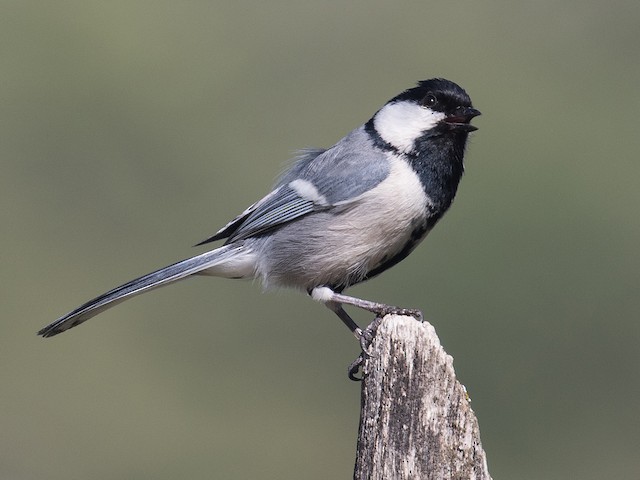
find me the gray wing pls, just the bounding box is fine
[199,127,390,244]
[195,149,327,246]
[195,188,282,245]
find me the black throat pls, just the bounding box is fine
[409,130,466,220]
[353,121,469,287]
[365,118,467,220]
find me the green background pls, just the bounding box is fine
[3,1,639,478]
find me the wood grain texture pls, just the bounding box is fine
[354,315,492,480]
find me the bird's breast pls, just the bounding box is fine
[256,156,432,290]
[325,155,431,278]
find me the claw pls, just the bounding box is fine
[348,355,365,381]
[348,316,384,381]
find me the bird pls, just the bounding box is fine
[38,78,480,359]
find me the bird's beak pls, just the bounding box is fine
[443,106,481,132]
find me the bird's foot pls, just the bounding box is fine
[346,308,423,381]
[378,305,424,322]
[348,315,384,381]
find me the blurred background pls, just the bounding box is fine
[2,1,639,478]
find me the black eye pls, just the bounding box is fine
[422,93,438,108]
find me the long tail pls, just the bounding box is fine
[38,244,253,338]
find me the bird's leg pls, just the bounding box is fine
[311,286,423,381]
[323,301,369,381]
[325,301,363,340]
[311,286,423,322]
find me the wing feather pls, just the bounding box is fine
[198,127,391,245]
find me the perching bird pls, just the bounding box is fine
[38,78,480,357]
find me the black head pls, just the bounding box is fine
[368,78,480,155]
[393,78,480,132]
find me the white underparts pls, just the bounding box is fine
[287,155,431,289]
[311,286,334,303]
[199,247,258,279]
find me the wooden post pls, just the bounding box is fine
[353,315,492,480]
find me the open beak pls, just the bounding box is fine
[443,106,481,132]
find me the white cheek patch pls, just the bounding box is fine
[289,179,329,206]
[374,101,445,153]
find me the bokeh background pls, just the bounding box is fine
[3,1,639,479]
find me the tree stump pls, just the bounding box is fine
[354,314,492,480]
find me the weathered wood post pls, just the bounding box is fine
[353,314,492,480]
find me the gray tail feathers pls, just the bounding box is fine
[38,244,250,338]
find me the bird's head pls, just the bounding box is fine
[371,78,481,155]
